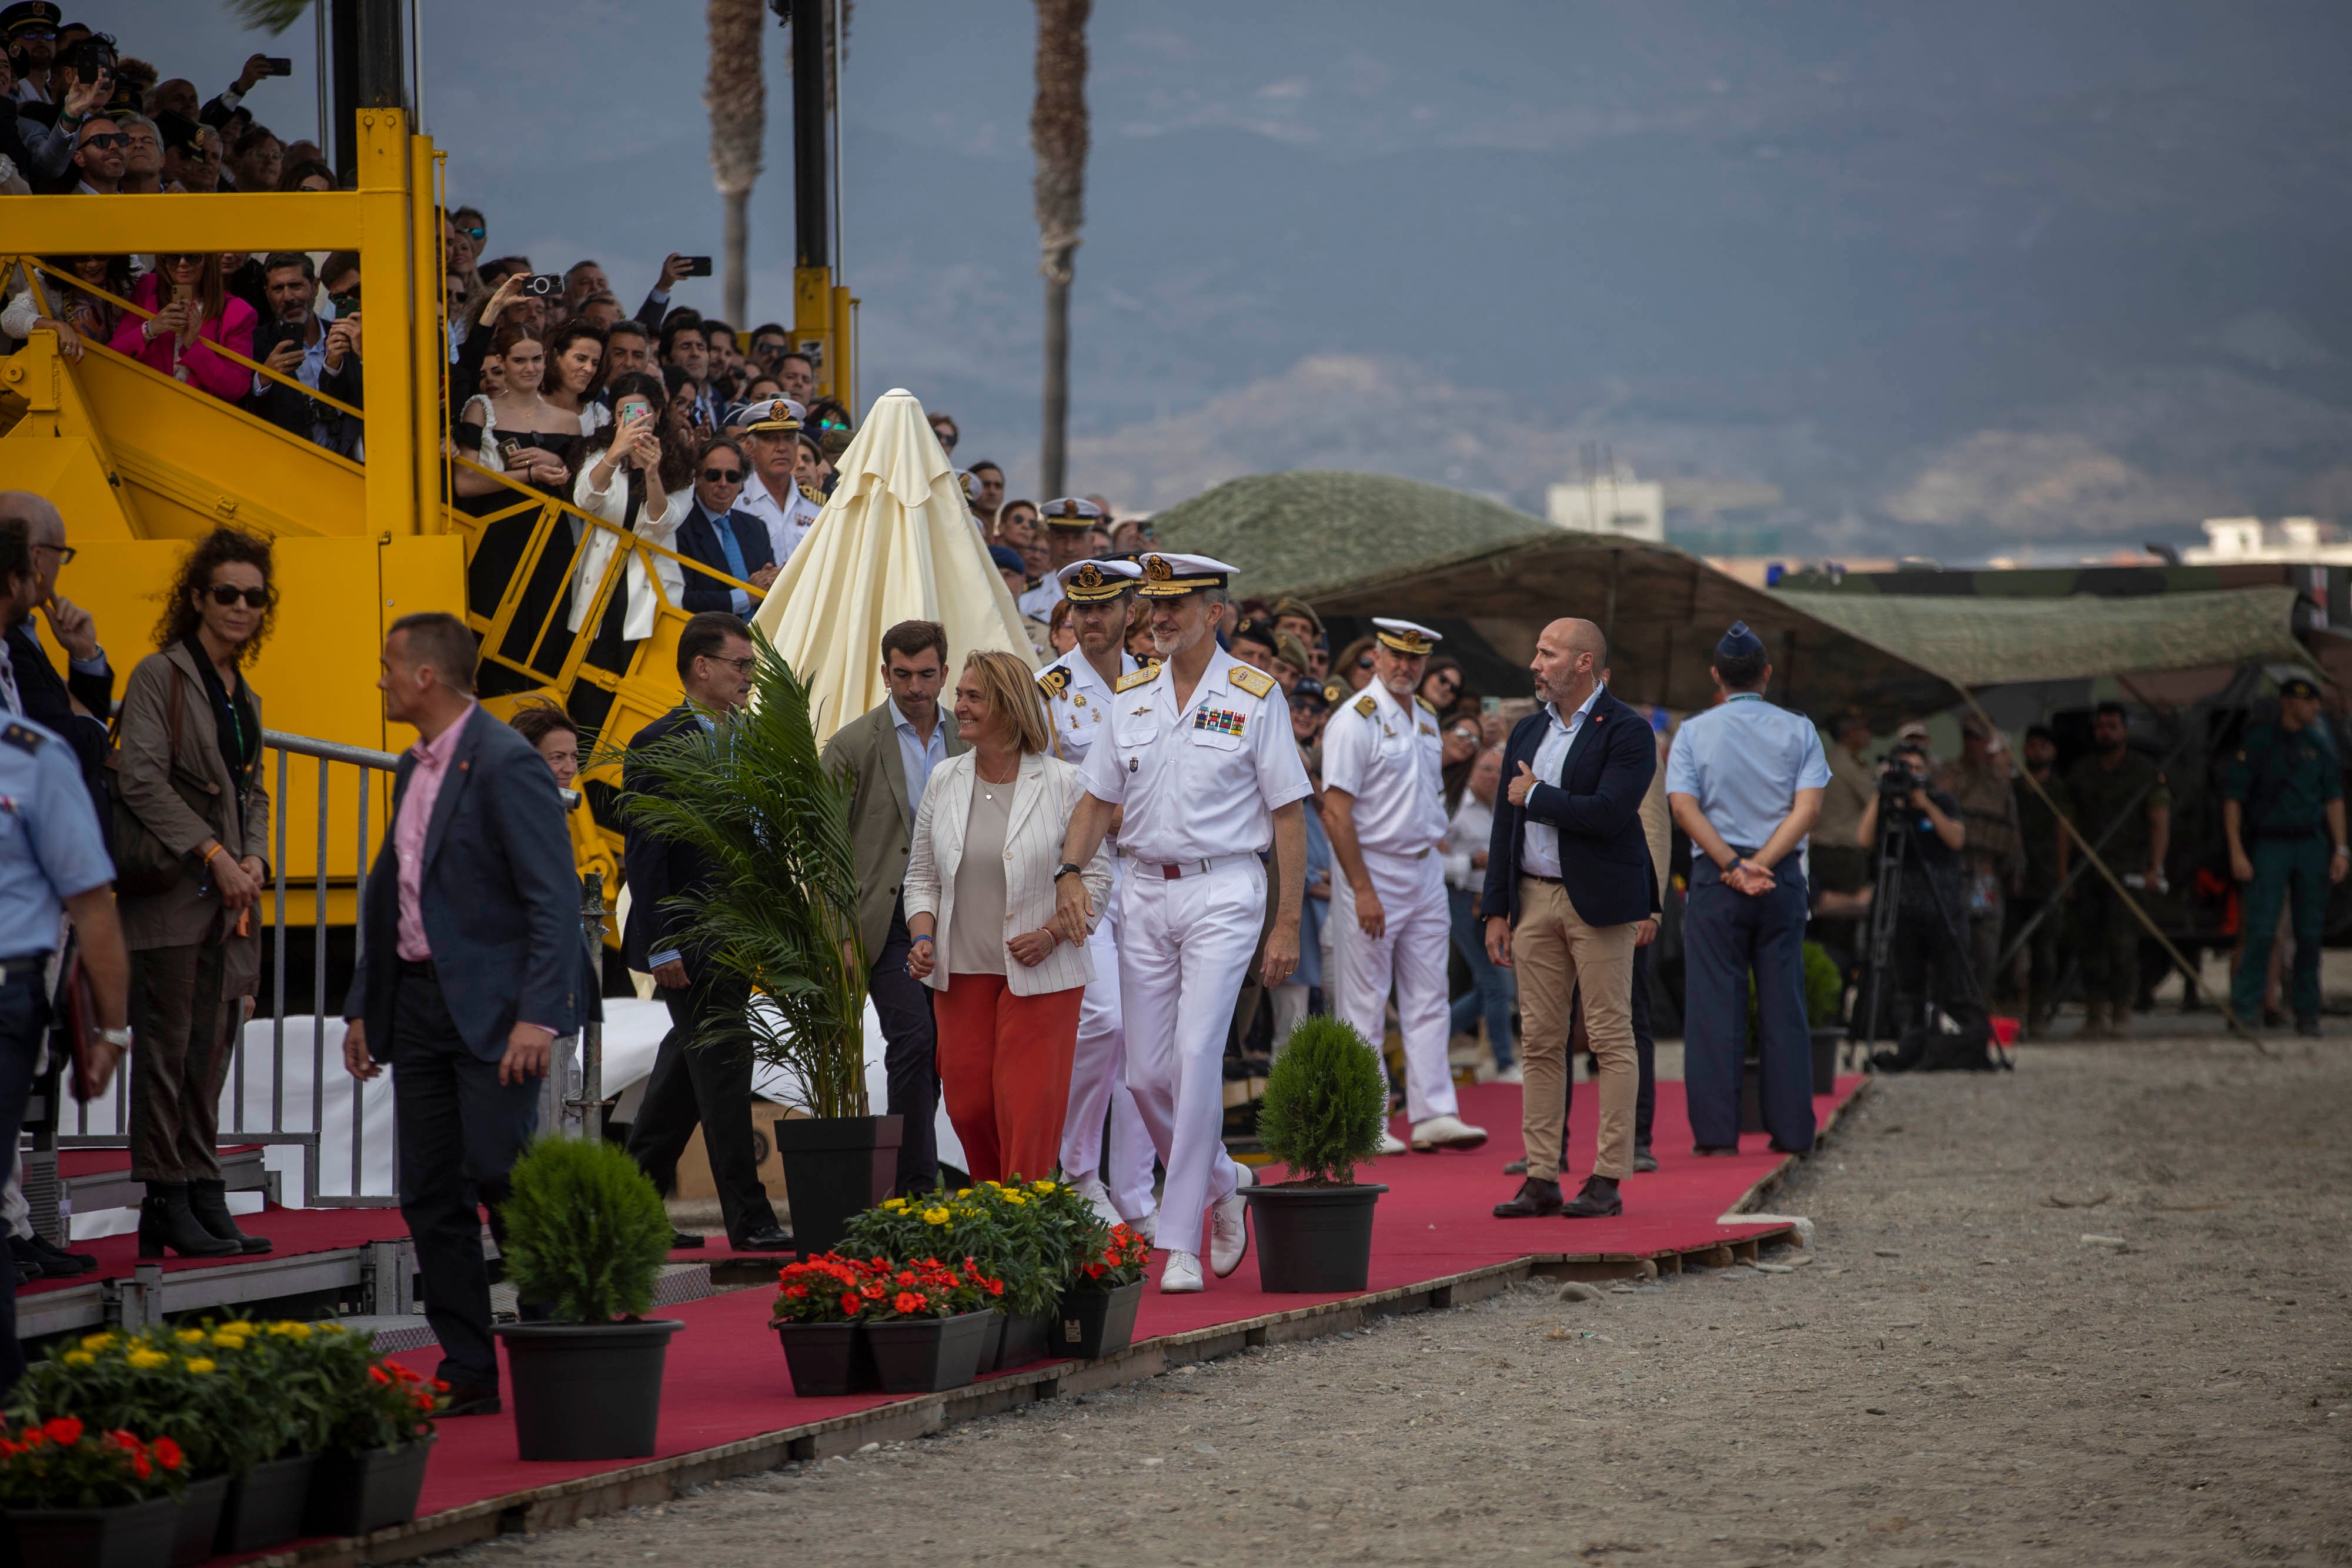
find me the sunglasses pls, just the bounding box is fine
[205,584,271,609]
[459,226,485,241]
[80,131,127,149]
[934,429,957,449]
[701,467,743,484]
[1355,655,1375,671]
[1432,673,1462,690]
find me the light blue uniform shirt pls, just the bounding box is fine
[1664,693,1832,857]
[0,716,114,955]
[892,698,948,819]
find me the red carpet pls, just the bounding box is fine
[373,1075,1859,1520]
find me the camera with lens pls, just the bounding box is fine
[1877,742,1929,806]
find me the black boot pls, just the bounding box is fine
[188,1180,271,1255]
[138,1183,240,1259]
[1560,1175,1622,1219]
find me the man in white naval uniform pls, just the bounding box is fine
[1015,497,1104,624]
[1055,552,1310,1294]
[1035,558,1160,1238]
[735,399,816,566]
[1319,618,1489,1155]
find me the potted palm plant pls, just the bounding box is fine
[618,633,896,1255]
[492,1138,680,1460]
[1243,1016,1391,1292]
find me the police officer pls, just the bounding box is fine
[1036,558,1160,1239]
[1015,497,1103,624]
[1054,552,1311,1293]
[1665,621,1829,1155]
[2223,676,2346,1035]
[1320,617,1486,1154]
[2063,701,2169,1040]
[0,690,128,1389]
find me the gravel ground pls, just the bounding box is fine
[456,1036,2351,1567]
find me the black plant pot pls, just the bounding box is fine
[215,1452,318,1554]
[496,1319,685,1460]
[864,1309,992,1394]
[1054,1280,1144,1359]
[977,1310,1004,1372]
[994,1311,1053,1370]
[1243,1182,1388,1293]
[8,1495,178,1568]
[771,1114,904,1256]
[776,1320,879,1396]
[1810,1025,1844,1096]
[168,1475,228,1568]
[303,1435,436,1538]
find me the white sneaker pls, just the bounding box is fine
[1074,1175,1123,1228]
[1494,1064,1525,1086]
[1377,1128,1408,1156]
[1128,1209,1158,1247]
[1210,1166,1252,1277]
[1160,1250,1204,1293]
[1410,1114,1489,1152]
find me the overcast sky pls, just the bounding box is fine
[72,2,2352,554]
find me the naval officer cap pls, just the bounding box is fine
[1716,620,1766,658]
[1040,496,1104,531]
[742,397,805,434]
[1134,551,1237,599]
[1371,617,1442,657]
[1056,557,1141,603]
[2278,674,2322,700]
[1,2,61,39]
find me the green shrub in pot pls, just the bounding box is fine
[499,1136,673,1322]
[1256,1015,1388,1185]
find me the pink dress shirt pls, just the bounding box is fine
[394,702,476,962]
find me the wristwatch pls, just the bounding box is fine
[1053,861,1084,881]
[97,1027,132,1049]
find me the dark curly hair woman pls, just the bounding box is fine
[116,527,276,1258]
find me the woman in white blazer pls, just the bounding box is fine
[904,650,1112,1184]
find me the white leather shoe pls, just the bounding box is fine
[1377,1128,1408,1156]
[1074,1175,1123,1228]
[1209,1166,1253,1277]
[1160,1250,1204,1293]
[1411,1114,1489,1152]
[1129,1209,1158,1247]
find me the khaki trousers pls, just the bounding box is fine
[1511,877,1638,1182]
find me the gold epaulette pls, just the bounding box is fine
[1038,667,1070,700]
[1227,664,1277,699]
[1353,694,1378,718]
[1415,694,1438,716]
[1115,664,1161,694]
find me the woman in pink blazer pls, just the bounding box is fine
[108,252,256,404]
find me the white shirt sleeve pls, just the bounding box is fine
[1080,720,1128,804]
[1254,693,1313,811]
[1320,703,1367,798]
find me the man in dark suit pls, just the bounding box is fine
[248,253,363,456]
[0,492,112,811]
[819,620,966,1196]
[343,614,581,1416]
[1481,618,1656,1220]
[673,443,779,616]
[619,611,792,1252]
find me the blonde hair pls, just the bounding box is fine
[963,648,1051,755]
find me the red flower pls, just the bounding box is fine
[988,1279,1004,1296]
[152,1437,184,1471]
[432,1379,450,1392]
[369,1365,392,1385]
[894,1291,924,1314]
[840,1292,861,1316]
[131,1454,153,1480]
[39,1417,81,1445]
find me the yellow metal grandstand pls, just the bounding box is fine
[0,109,785,927]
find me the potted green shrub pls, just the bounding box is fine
[770,1254,883,1396]
[492,1137,681,1460]
[619,634,894,1255]
[0,1413,186,1568]
[299,1328,442,1539]
[1243,1017,1391,1292]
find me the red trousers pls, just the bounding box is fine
[933,973,1083,1186]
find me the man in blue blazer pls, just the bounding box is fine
[1479,618,1656,1220]
[673,441,779,616]
[343,613,583,1417]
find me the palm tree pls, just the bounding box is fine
[705,0,768,327]
[1030,0,1091,499]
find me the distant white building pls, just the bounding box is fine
[2183,516,2352,564]
[1546,475,1664,541]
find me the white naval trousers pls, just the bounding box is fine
[1329,846,1459,1125]
[1117,854,1259,1261]
[1060,861,1158,1221]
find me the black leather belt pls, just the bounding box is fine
[1520,873,1562,885]
[398,958,438,980]
[0,954,47,985]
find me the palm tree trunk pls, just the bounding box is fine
[706,0,767,328]
[1031,0,1091,499]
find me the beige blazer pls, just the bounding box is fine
[821,700,969,964]
[113,641,271,982]
[901,750,1111,998]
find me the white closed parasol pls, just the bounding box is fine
[752,387,1036,742]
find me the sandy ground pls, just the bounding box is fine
[463,1035,2351,1567]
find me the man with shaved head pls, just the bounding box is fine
[1478,617,1657,1219]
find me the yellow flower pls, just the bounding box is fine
[267,1320,313,1339]
[1003,1192,1028,1206]
[209,1334,245,1351]
[883,1198,907,1211]
[61,1350,95,1367]
[185,1359,216,1375]
[983,1180,1003,1189]
[126,1348,171,1370]
[956,1189,973,1198]
[1032,1180,1057,1193]
[79,1332,116,1352]
[921,1206,951,1225]
[215,1320,256,1336]
[175,1328,207,1345]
